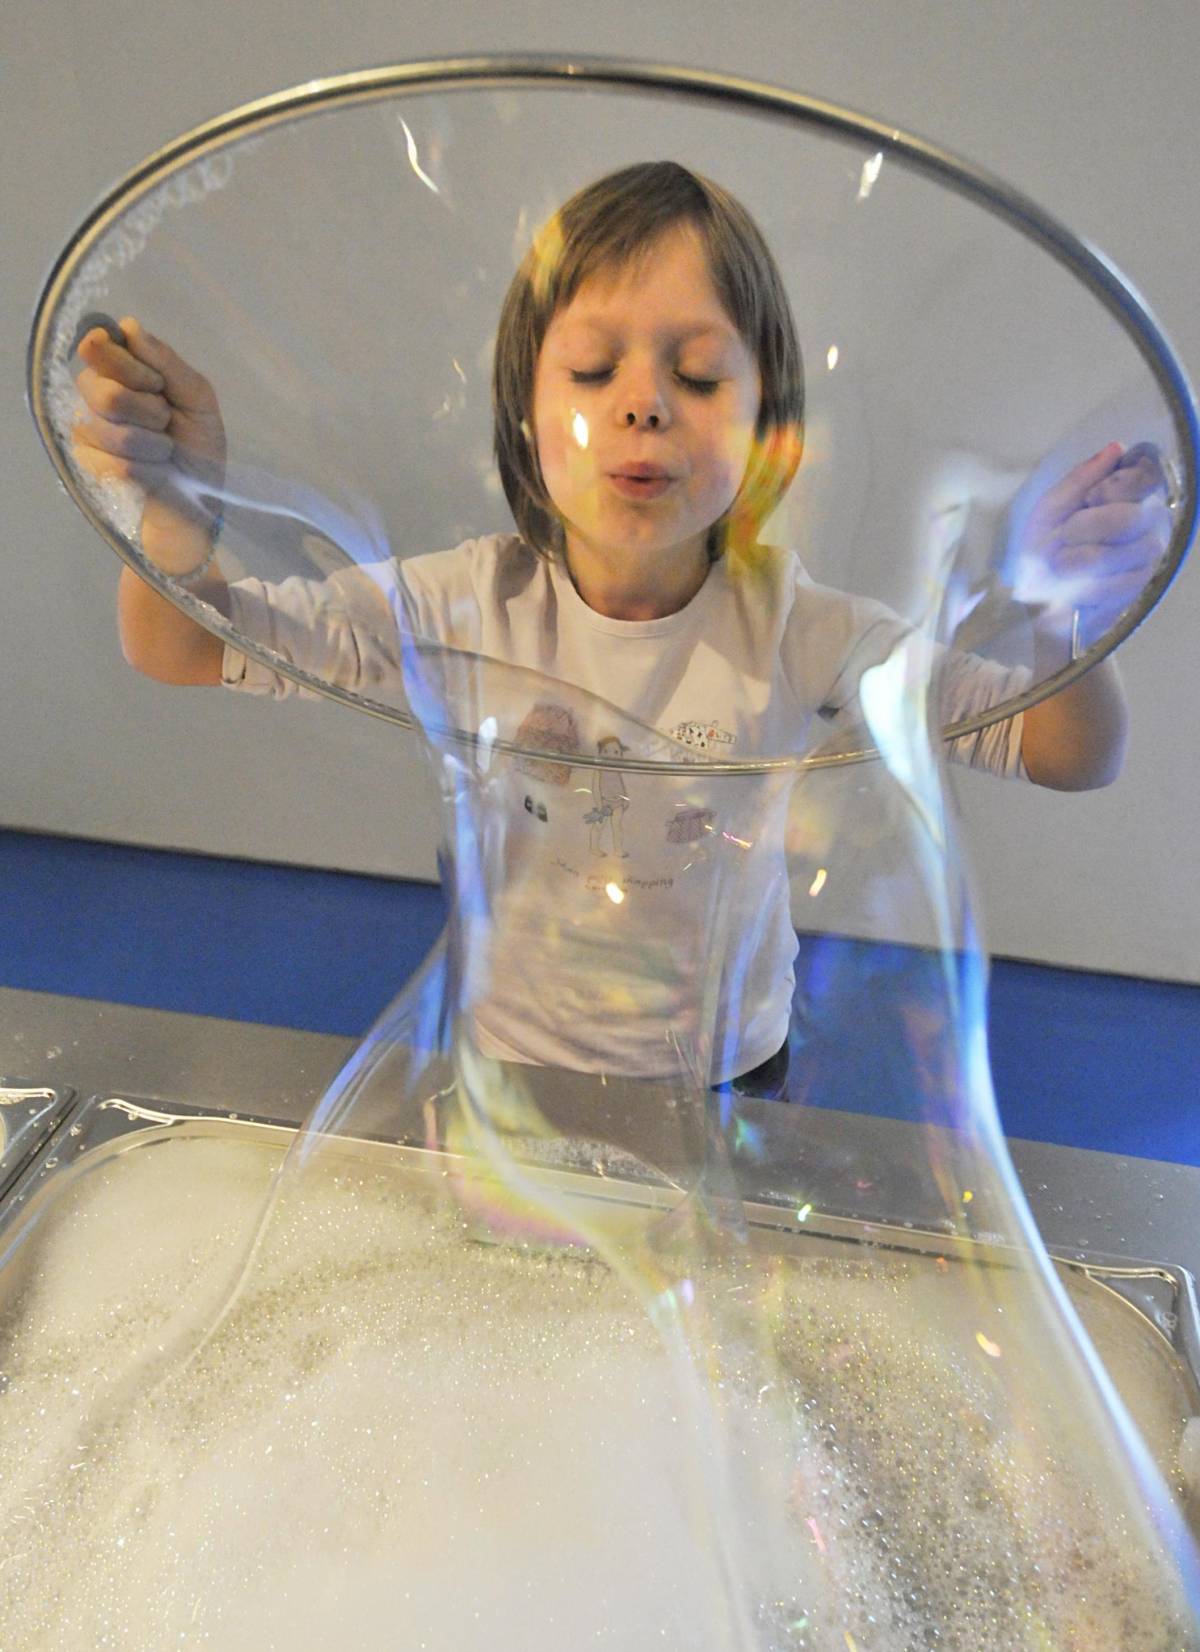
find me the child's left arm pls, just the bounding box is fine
[1020,646,1127,791]
[1016,443,1174,791]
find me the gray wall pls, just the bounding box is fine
[6,2,1198,983]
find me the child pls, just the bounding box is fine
[72,162,1165,1088]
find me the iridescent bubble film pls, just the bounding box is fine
[13,58,1200,1650]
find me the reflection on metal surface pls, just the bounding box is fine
[398,117,441,195]
[856,152,883,202]
[0,1082,76,1202]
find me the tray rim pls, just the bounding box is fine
[1,1089,1195,1417]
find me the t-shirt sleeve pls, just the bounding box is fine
[778,571,909,716]
[219,537,506,697]
[397,537,502,652]
[780,571,1030,781]
[937,648,1031,780]
[220,563,402,699]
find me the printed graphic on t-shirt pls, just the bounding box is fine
[665,805,714,844]
[514,701,581,789]
[670,717,735,753]
[584,735,630,858]
[511,705,729,882]
[660,721,728,846]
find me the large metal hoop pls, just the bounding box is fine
[28,54,1199,774]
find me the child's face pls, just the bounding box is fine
[532,225,761,568]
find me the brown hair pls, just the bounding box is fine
[492,161,805,561]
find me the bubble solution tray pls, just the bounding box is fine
[2,1089,1197,1497]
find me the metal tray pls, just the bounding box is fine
[0,1080,75,1203]
[1,1090,1197,1512]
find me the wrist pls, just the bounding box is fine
[140,491,224,581]
[1027,604,1076,675]
[177,504,224,585]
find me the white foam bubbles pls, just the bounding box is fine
[0,1132,1194,1650]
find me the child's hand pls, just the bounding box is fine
[72,318,227,573]
[1015,442,1175,651]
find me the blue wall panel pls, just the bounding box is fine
[2,830,1195,1163]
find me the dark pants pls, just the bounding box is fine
[724,1039,790,1101]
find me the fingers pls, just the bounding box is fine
[1083,444,1173,508]
[117,317,219,416]
[72,316,226,494]
[1032,442,1124,528]
[1055,496,1171,549]
[72,365,177,475]
[1038,439,1175,526]
[76,364,172,431]
[76,318,219,419]
[1049,530,1166,580]
[73,411,174,463]
[76,326,166,396]
[1033,527,1164,642]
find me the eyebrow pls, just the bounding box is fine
[555,319,740,347]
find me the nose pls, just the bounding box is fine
[618,361,670,431]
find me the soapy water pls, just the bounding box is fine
[21,57,1200,1648]
[0,1132,1194,1652]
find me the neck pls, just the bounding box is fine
[563,533,711,621]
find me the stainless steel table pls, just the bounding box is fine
[1,984,1197,1278]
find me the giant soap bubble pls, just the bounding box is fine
[14,56,1200,1649]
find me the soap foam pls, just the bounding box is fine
[0,1134,1193,1650]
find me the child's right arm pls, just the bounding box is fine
[72,319,227,685]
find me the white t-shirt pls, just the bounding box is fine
[222,534,1029,1079]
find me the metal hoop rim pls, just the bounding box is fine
[28,52,1200,773]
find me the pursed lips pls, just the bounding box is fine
[606,462,677,500]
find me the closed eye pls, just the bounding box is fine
[675,373,721,395]
[568,367,722,394]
